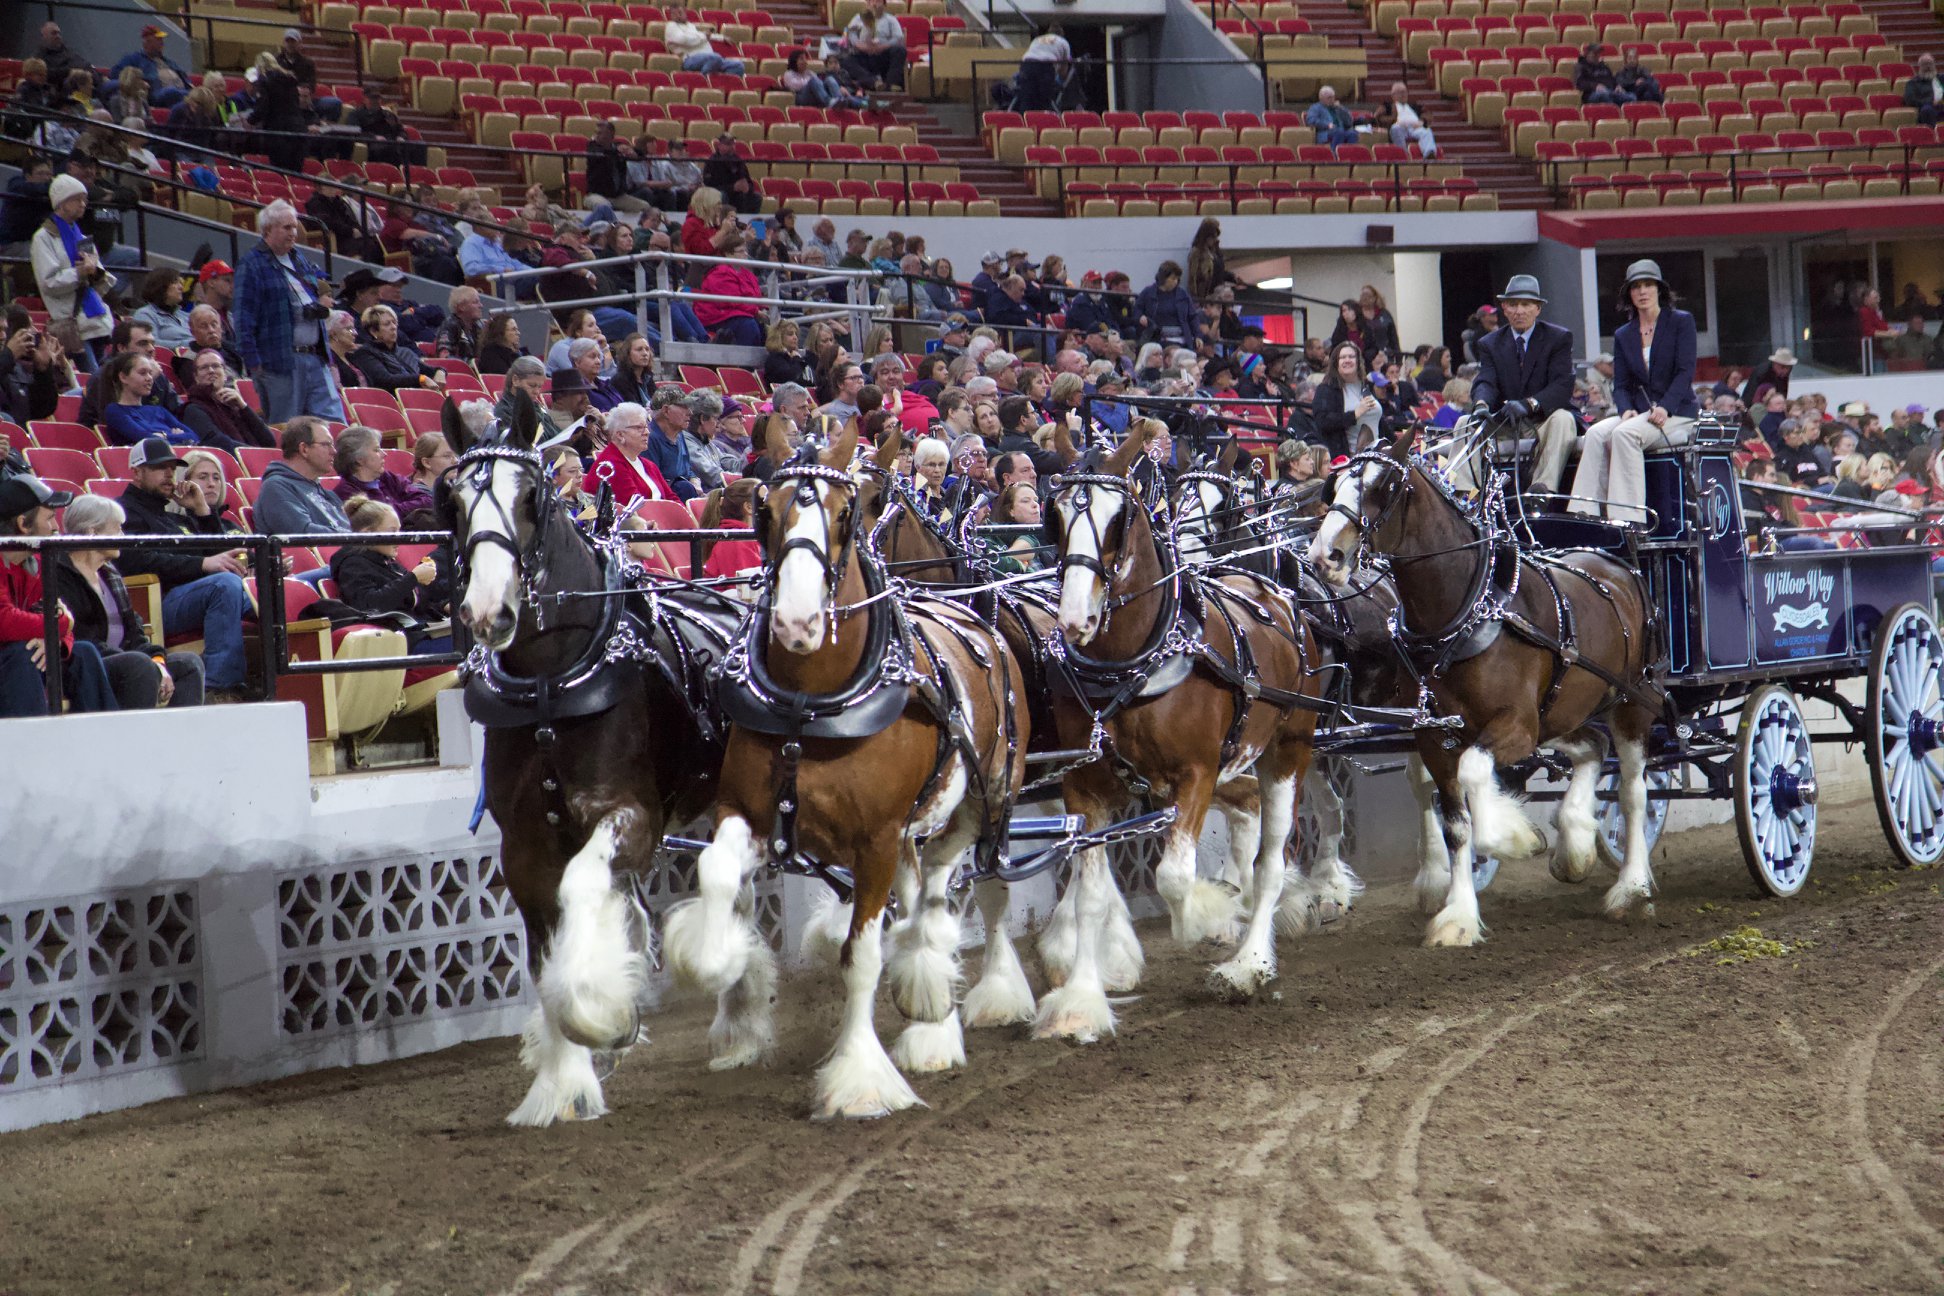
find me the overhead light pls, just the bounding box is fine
[1256,276,1293,290]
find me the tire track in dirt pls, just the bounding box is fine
[1837,948,1944,1281]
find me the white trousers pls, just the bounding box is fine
[1446,408,1580,495]
[1568,413,1696,523]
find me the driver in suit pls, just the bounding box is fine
[1447,274,1581,498]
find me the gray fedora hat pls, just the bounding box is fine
[1622,258,1665,287]
[1496,274,1546,303]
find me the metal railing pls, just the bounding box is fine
[24,0,367,89]
[872,270,1309,349]
[1542,140,1944,201]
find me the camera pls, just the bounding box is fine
[300,301,332,321]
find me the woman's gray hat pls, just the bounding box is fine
[1622,258,1665,288]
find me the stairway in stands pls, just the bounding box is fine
[1283,2,1556,209]
[305,0,1060,214]
[1850,0,1944,59]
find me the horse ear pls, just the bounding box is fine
[510,387,540,448]
[1387,426,1414,462]
[1104,421,1151,478]
[1218,436,1243,472]
[1051,419,1080,468]
[821,415,858,469]
[763,414,792,464]
[441,397,470,454]
[872,421,900,472]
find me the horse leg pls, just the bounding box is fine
[814,834,923,1120]
[1424,745,1488,947]
[890,813,974,1074]
[538,809,653,1053]
[706,880,777,1071]
[1408,753,1454,915]
[1213,777,1261,901]
[1603,714,1658,919]
[796,880,854,969]
[1041,793,1146,992]
[1032,844,1118,1043]
[1210,761,1303,1000]
[963,877,1036,1027]
[1549,730,1607,884]
[1154,770,1239,947]
[663,813,764,997]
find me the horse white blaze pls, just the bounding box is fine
[772,485,832,654]
[1055,489,1120,643]
[1307,464,1372,585]
[457,461,524,648]
[1177,480,1222,566]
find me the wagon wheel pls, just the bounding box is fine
[1866,602,1944,868]
[1471,854,1500,892]
[1595,767,1674,872]
[1734,684,1819,897]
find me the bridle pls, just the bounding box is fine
[1047,471,1136,587]
[1326,450,1414,560]
[446,439,561,624]
[757,454,862,610]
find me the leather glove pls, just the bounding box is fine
[1470,401,1491,420]
[1504,398,1531,420]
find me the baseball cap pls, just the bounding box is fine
[141,24,166,38]
[980,250,1002,265]
[649,383,688,410]
[128,437,188,471]
[1905,403,1927,415]
[282,27,303,41]
[0,475,74,520]
[938,313,970,333]
[374,266,407,284]
[1893,479,1927,496]
[197,259,233,283]
[1080,269,1103,284]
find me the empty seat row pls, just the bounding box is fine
[755,177,1001,217]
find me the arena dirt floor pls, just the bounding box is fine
[5,797,1941,1296]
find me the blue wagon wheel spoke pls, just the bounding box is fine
[1869,606,1944,869]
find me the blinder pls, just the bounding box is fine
[446,436,563,620]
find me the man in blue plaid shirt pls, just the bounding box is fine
[233,200,346,425]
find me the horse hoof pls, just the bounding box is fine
[1207,957,1272,1003]
[1425,914,1485,948]
[1603,886,1654,921]
[707,1041,765,1072]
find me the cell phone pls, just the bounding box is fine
[750,218,767,240]
[1370,372,1390,388]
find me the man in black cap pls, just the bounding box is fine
[0,474,120,716]
[1449,273,1580,497]
[116,438,256,700]
[375,266,443,347]
[546,366,602,452]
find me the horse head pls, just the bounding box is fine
[1308,426,1415,587]
[441,389,549,649]
[1172,436,1245,567]
[759,413,860,654]
[1049,421,1150,645]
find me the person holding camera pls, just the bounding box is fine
[0,324,74,425]
[234,199,345,424]
[31,175,115,366]
[1446,274,1581,498]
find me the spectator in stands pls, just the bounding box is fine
[1574,42,1633,105]
[0,475,124,717]
[1136,261,1202,349]
[1741,348,1795,406]
[0,158,53,253]
[2,62,56,143]
[1187,220,1245,304]
[101,352,240,452]
[1311,341,1396,459]
[984,274,1041,346]
[350,305,439,395]
[112,25,191,109]
[1013,24,1073,113]
[235,199,343,423]
[682,390,730,492]
[817,362,867,425]
[192,258,234,321]
[759,321,811,389]
[244,51,308,172]
[275,29,339,117]
[349,86,425,169]
[490,357,562,445]
[842,0,908,91]
[563,338,622,413]
[804,217,841,269]
[540,225,640,343]
[1326,300,1368,358]
[331,425,434,520]
[1885,313,1934,366]
[1450,275,1580,496]
[106,67,150,124]
[32,175,116,366]
[0,320,74,427]
[162,83,226,160]
[1357,285,1400,362]
[703,134,761,215]
[34,23,94,98]
[784,48,869,109]
[410,433,456,498]
[131,268,193,350]
[330,496,450,649]
[254,418,351,537]
[1374,81,1439,158]
[375,269,442,347]
[180,351,273,450]
[586,121,654,216]
[1460,303,1498,364]
[78,321,175,428]
[175,305,244,384]
[593,400,672,505]
[665,5,747,75]
[1568,260,1698,524]
[1858,288,1894,368]
[475,315,525,377]
[436,287,484,363]
[1304,85,1357,147]
[115,437,259,698]
[1904,54,1942,126]
[602,332,653,407]
[1615,49,1662,104]
[544,369,602,453]
[457,202,530,289]
[54,493,206,709]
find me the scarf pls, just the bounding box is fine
[52,215,108,320]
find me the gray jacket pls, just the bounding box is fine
[254,461,351,536]
[683,431,727,492]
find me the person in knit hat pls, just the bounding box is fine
[29,174,115,362]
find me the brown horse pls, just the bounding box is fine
[662,417,1031,1118]
[1307,429,1662,945]
[1040,420,1326,1031]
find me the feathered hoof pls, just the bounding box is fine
[812,1049,925,1120]
[1207,952,1275,1003]
[1549,824,1598,884]
[962,949,1037,1029]
[1177,879,1245,948]
[1031,981,1116,1044]
[1602,882,1654,921]
[660,898,751,996]
[1424,908,1486,948]
[890,1012,967,1074]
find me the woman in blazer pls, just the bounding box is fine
[1568,259,1698,525]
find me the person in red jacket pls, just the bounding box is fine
[589,401,674,510]
[0,475,119,716]
[693,225,764,346]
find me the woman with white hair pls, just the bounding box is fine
[331,424,435,519]
[350,304,440,393]
[912,435,950,513]
[51,494,206,709]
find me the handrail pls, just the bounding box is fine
[948,51,1276,119]
[1201,0,1277,112]
[1542,139,1936,201]
[27,0,367,88]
